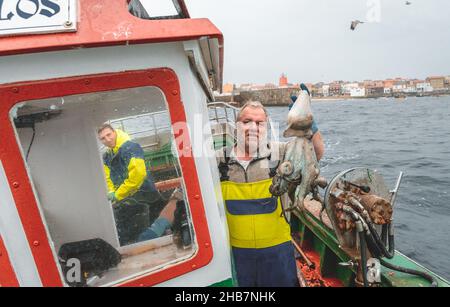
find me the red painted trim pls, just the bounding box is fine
[0,0,224,91]
[0,0,223,79]
[0,68,213,287]
[0,236,19,287]
[0,109,62,286]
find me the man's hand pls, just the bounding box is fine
[169,188,183,202]
[159,200,177,224]
[108,191,116,202]
[300,83,311,95]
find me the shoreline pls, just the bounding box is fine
[312,93,450,101]
[216,93,450,106]
[261,94,450,106]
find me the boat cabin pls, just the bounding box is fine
[0,0,233,287]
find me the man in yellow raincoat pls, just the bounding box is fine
[98,123,162,245]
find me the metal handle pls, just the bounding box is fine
[390,171,403,207]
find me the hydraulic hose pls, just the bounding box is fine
[381,224,388,246]
[380,258,438,287]
[342,198,437,287]
[347,197,395,259]
[365,219,395,259]
[356,221,369,287]
[364,229,383,258]
[342,206,373,286]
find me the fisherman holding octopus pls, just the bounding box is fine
[216,84,324,286]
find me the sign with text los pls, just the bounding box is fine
[0,0,77,37]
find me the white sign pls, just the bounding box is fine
[0,0,77,37]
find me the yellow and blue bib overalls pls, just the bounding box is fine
[219,156,298,287]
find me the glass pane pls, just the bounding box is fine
[138,0,178,17]
[10,86,196,287]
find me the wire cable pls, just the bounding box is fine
[26,125,36,161]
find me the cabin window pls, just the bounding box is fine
[128,0,187,20]
[10,86,196,287]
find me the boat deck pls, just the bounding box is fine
[89,236,194,287]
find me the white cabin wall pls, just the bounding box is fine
[154,42,232,286]
[158,42,232,286]
[182,41,231,253]
[0,42,232,286]
[15,105,119,251]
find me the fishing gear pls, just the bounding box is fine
[324,168,438,287]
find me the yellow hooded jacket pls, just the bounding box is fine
[103,130,155,201]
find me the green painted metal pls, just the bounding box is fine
[144,142,174,169]
[380,252,450,287]
[303,223,354,287]
[209,278,235,287]
[335,259,355,287]
[213,134,235,151]
[293,210,351,264]
[291,211,355,287]
[142,130,233,165]
[319,243,339,278]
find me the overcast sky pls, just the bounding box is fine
[184,0,450,85]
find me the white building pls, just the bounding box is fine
[342,83,359,95]
[393,83,407,92]
[404,86,417,93]
[416,82,434,93]
[350,88,366,97]
[322,85,330,97]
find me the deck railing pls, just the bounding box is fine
[208,101,280,144]
[207,101,239,126]
[110,110,171,149]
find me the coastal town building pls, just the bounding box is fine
[445,76,450,87]
[350,87,366,97]
[393,81,407,93]
[367,86,384,97]
[416,82,433,93]
[404,86,417,93]
[329,82,342,96]
[222,83,234,94]
[426,76,446,90]
[311,83,324,97]
[216,74,450,104]
[383,79,396,90]
[322,84,330,97]
[279,73,288,87]
[342,82,359,95]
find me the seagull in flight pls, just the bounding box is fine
[405,1,412,5]
[350,20,364,31]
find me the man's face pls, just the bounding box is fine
[236,107,268,154]
[98,128,117,149]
